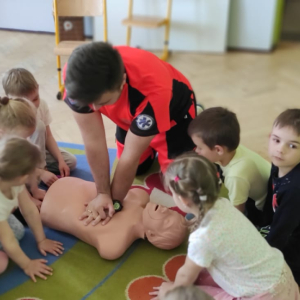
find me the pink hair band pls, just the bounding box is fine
[174,175,180,182]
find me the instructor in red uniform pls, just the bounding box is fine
[64,42,196,226]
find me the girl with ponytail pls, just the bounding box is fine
[150,152,299,300]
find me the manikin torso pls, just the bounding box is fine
[40,177,187,260]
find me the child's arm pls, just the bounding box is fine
[225,177,250,213]
[235,203,246,213]
[45,125,69,177]
[18,188,64,256]
[27,169,46,202]
[264,188,300,250]
[36,168,58,187]
[0,220,53,282]
[173,257,203,286]
[150,257,202,299]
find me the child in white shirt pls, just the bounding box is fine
[0,136,63,281]
[0,96,44,209]
[2,68,77,186]
[150,153,299,300]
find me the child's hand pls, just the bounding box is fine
[23,259,53,282]
[40,170,58,187]
[32,188,46,201]
[38,239,64,257]
[149,282,173,300]
[58,160,70,177]
[30,196,42,211]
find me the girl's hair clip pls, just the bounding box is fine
[174,175,180,182]
[199,195,207,201]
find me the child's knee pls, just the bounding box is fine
[8,215,25,241]
[66,153,77,171]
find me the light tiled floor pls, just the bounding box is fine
[1,30,300,160]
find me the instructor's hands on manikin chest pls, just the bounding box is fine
[79,193,115,226]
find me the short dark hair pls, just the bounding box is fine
[274,109,300,136]
[188,107,240,151]
[65,42,124,105]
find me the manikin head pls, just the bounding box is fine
[142,202,188,250]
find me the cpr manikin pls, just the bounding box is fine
[40,178,187,260]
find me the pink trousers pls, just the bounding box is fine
[195,263,300,300]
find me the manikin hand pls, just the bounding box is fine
[79,193,115,226]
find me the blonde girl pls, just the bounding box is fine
[0,96,45,206]
[0,96,36,138]
[0,136,63,281]
[150,153,299,300]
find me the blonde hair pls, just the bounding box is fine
[0,96,36,131]
[164,152,220,232]
[2,68,38,97]
[0,136,41,180]
[164,286,214,300]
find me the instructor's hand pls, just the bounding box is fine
[79,193,115,226]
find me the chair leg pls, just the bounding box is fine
[103,0,108,42]
[161,0,172,61]
[161,23,170,61]
[56,55,64,100]
[126,0,133,46]
[126,26,132,46]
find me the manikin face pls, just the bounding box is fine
[268,125,300,171]
[142,202,187,249]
